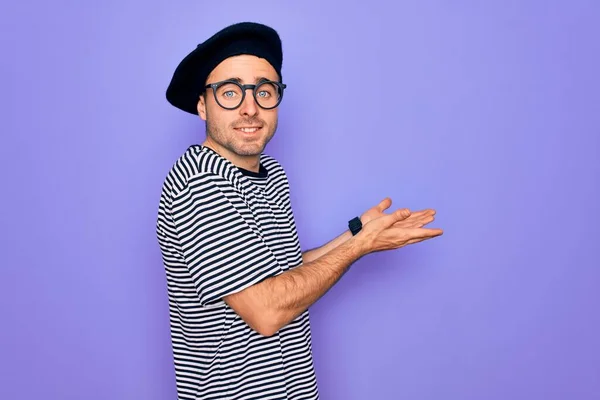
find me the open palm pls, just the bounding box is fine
[360,197,436,230]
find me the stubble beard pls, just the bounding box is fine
[205,117,277,157]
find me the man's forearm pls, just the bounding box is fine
[231,234,366,336]
[269,234,362,311]
[302,229,353,263]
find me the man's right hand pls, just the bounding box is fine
[356,208,443,254]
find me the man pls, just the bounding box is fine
[156,21,442,400]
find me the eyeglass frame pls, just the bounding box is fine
[204,79,287,110]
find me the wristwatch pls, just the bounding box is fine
[348,216,362,236]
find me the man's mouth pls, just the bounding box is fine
[235,127,262,134]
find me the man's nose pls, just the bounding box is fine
[239,89,258,116]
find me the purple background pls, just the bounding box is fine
[2,1,599,399]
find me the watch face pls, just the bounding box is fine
[349,217,362,235]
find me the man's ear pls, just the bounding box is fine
[197,94,207,120]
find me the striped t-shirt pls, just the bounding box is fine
[155,144,319,400]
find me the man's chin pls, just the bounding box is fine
[232,143,266,157]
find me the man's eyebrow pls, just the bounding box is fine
[223,76,275,84]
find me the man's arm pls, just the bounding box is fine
[224,232,365,336]
[224,207,442,337]
[302,229,353,264]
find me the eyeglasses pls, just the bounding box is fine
[204,79,287,110]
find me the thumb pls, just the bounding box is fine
[384,208,410,227]
[377,197,392,212]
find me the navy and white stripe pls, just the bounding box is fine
[156,145,319,399]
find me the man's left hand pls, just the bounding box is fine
[360,197,436,230]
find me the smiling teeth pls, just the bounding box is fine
[239,128,259,133]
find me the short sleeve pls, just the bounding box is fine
[171,173,282,306]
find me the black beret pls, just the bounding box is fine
[166,22,283,115]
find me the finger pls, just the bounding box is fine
[416,214,436,227]
[406,211,434,223]
[405,235,438,245]
[403,209,434,221]
[400,227,444,239]
[394,213,435,228]
[384,208,411,227]
[393,220,423,229]
[412,209,435,216]
[408,227,442,241]
[403,230,443,245]
[377,197,392,212]
[412,209,435,218]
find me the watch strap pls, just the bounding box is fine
[348,216,362,236]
